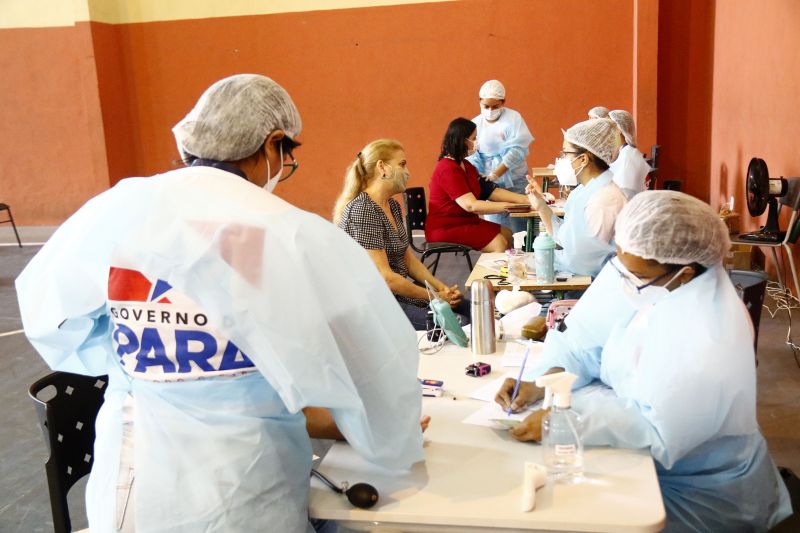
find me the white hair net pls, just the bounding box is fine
[615,191,731,267]
[563,118,618,166]
[588,106,609,119]
[479,79,506,100]
[609,109,637,147]
[173,74,302,162]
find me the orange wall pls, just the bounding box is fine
[2,0,655,225]
[0,24,110,224]
[709,0,800,225]
[655,0,715,201]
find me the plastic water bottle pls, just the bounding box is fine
[533,230,556,283]
[536,372,583,483]
[506,248,526,285]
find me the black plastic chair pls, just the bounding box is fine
[404,187,473,275]
[0,203,22,247]
[770,467,800,531]
[645,144,661,190]
[29,372,108,533]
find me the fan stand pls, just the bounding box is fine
[739,197,785,243]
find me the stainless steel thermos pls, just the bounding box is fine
[470,279,496,355]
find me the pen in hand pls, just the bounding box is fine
[507,340,532,416]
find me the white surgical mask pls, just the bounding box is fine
[263,144,284,192]
[614,260,687,310]
[554,155,583,187]
[467,138,479,156]
[481,107,503,121]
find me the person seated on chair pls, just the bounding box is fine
[425,117,536,253]
[16,75,425,533]
[608,110,651,200]
[526,118,627,277]
[495,191,792,531]
[333,138,469,330]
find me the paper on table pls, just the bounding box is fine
[462,401,537,429]
[469,373,517,402]
[502,340,544,367]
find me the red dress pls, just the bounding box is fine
[425,158,501,249]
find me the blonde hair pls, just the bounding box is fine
[332,139,404,224]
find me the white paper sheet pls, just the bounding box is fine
[468,373,517,402]
[501,340,544,367]
[462,401,537,428]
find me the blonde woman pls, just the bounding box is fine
[333,139,469,329]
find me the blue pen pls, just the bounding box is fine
[508,340,532,416]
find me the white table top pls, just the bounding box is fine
[309,340,666,532]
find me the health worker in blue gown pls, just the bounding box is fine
[526,118,627,277]
[16,74,425,533]
[495,191,792,531]
[608,109,651,200]
[467,79,534,233]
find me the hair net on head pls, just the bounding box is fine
[479,79,506,100]
[609,110,637,147]
[173,74,302,162]
[588,106,609,119]
[615,191,731,267]
[563,118,618,166]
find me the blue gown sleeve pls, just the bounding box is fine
[523,266,635,387]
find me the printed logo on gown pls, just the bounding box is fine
[108,267,255,380]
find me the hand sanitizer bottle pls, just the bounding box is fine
[535,371,583,483]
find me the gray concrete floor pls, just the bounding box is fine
[1,235,798,531]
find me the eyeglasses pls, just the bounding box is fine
[608,256,681,293]
[558,150,582,159]
[279,136,300,182]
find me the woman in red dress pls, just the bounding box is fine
[426,118,534,252]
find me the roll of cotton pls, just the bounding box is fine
[495,287,535,315]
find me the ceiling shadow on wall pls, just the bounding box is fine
[656,0,716,201]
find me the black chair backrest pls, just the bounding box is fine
[404,187,428,254]
[405,187,428,230]
[29,372,108,533]
[779,177,800,210]
[650,144,661,169]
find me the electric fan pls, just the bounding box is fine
[738,157,788,243]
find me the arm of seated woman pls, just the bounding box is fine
[455,192,515,214]
[365,248,429,301]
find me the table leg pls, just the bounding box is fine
[525,217,534,252]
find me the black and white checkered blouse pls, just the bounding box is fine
[338,192,429,308]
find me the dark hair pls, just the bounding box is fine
[438,118,477,163]
[572,147,610,172]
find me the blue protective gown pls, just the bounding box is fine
[16,165,424,532]
[550,170,619,277]
[467,108,534,232]
[524,264,792,531]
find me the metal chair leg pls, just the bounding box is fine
[5,206,22,247]
[430,253,441,276]
[772,248,786,293]
[783,244,800,300]
[464,250,473,272]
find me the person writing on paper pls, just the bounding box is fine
[526,118,626,277]
[466,80,534,233]
[495,191,791,531]
[608,109,651,199]
[16,75,425,533]
[334,139,469,330]
[426,117,536,253]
